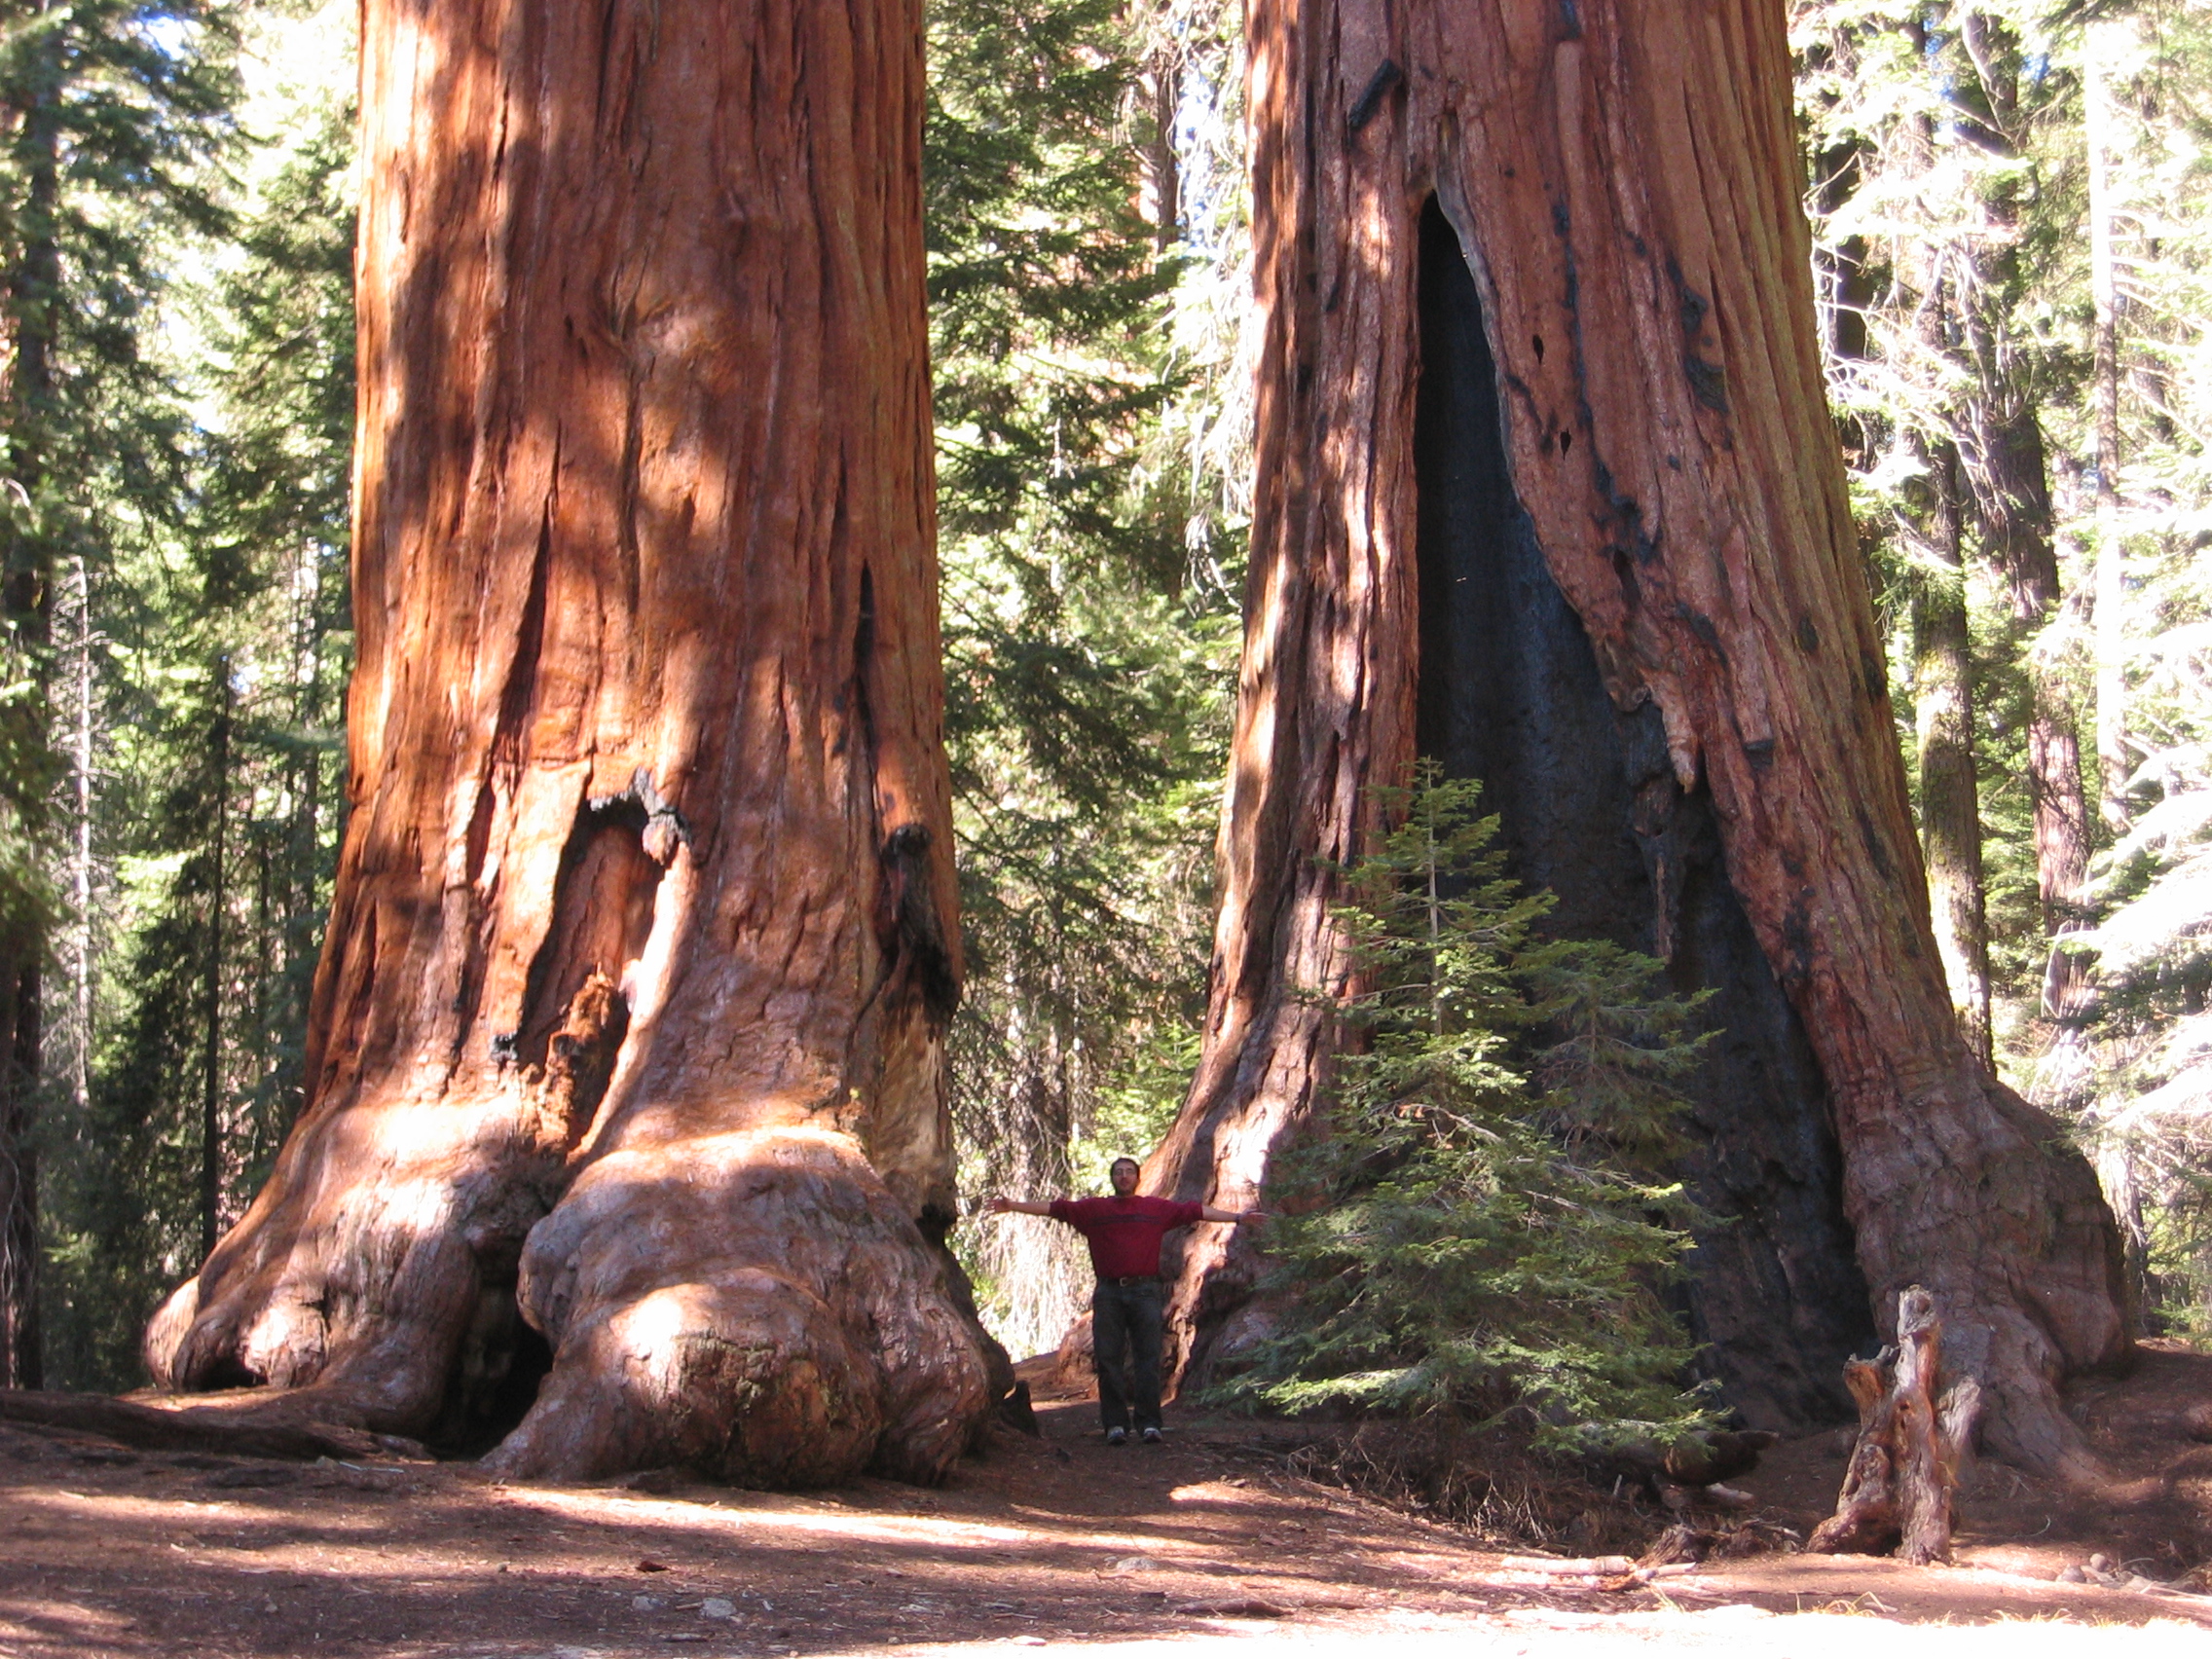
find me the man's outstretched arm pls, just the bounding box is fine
[1198,1204,1266,1225]
[987,1197,1057,1217]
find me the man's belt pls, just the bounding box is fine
[1101,1274,1159,1287]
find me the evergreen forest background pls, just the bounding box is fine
[1,0,2208,1390]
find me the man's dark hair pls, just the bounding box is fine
[1110,1156,1139,1173]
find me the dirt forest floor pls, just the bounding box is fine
[6,1346,2212,1659]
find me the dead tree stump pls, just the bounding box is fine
[1808,1285,1984,1565]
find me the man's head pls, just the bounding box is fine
[1109,1157,1141,1196]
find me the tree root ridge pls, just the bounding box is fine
[138,1088,571,1438]
[0,1388,412,1462]
[140,965,695,1440]
[488,1125,992,1488]
[1846,1074,2128,1481]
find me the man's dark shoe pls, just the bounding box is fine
[1140,1427,1164,1445]
[1106,1426,1127,1446]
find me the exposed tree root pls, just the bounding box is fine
[485,1128,992,1487]
[0,1388,413,1462]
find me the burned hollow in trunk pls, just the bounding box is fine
[1412,198,1872,1428]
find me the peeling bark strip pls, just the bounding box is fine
[1147,0,2125,1473]
[142,0,999,1485]
[1809,1286,1983,1565]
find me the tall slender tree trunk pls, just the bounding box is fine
[0,16,62,1393]
[282,541,330,1133]
[1962,391,2092,1021]
[1139,47,1183,253]
[2085,17,2129,831]
[0,962,38,1389]
[1908,437,1991,1069]
[68,554,92,1121]
[200,660,231,1260]
[1146,0,2124,1475]
[144,0,1001,1485]
[1926,9,2094,1026]
[249,828,271,1134]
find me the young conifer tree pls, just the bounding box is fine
[1232,766,1714,1443]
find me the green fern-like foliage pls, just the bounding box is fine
[1226,763,1717,1448]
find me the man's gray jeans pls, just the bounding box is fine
[1091,1277,1164,1433]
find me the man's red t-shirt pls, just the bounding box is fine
[1049,1195,1206,1280]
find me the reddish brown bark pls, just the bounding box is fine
[1148,0,2125,1473]
[142,0,998,1485]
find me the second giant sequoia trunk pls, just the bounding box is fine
[142,0,1000,1485]
[1148,0,2126,1472]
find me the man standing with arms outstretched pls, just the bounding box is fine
[990,1158,1265,1445]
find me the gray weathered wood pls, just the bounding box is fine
[1809,1286,1984,1564]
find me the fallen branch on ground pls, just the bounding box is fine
[1479,1557,1707,1591]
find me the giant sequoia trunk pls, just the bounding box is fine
[142,0,1000,1486]
[1147,0,2126,1473]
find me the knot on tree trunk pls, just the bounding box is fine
[1808,1285,1984,1565]
[486,1125,992,1488]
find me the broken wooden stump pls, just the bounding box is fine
[1808,1284,1983,1565]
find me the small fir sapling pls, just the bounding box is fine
[1224,763,1718,1449]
